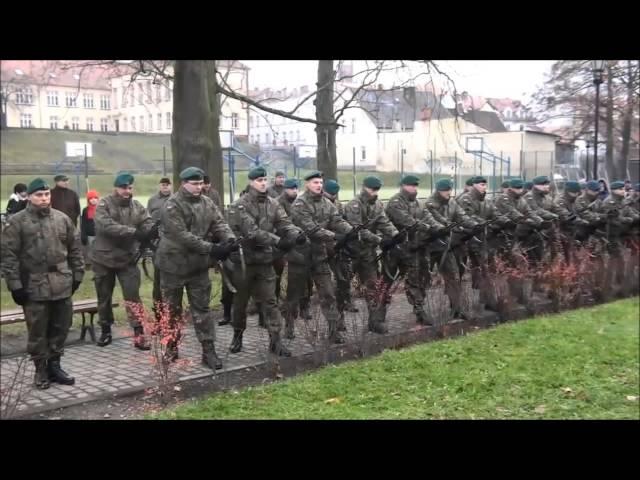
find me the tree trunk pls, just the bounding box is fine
[605,64,615,179]
[315,60,337,180]
[619,60,635,180]
[171,60,224,204]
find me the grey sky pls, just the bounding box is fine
[241,60,556,101]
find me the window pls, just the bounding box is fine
[256,116,260,127]
[100,118,108,132]
[296,130,300,141]
[47,91,59,107]
[157,113,162,131]
[250,116,254,128]
[282,131,287,142]
[265,133,271,144]
[20,113,32,128]
[289,131,294,142]
[256,134,260,144]
[16,88,33,105]
[164,84,172,102]
[112,88,118,109]
[250,135,254,144]
[361,146,366,160]
[351,118,356,134]
[130,88,135,107]
[155,84,161,103]
[100,94,110,110]
[71,117,80,130]
[138,84,144,104]
[49,116,58,129]
[139,115,144,132]
[148,114,153,131]
[166,112,172,129]
[123,118,128,131]
[86,117,94,131]
[131,117,136,131]
[231,113,239,130]
[146,81,152,103]
[65,92,77,108]
[83,93,94,109]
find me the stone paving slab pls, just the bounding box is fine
[1,288,487,418]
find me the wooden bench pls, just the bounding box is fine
[0,299,119,343]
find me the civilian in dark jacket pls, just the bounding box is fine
[6,183,28,216]
[80,189,99,267]
[50,174,81,227]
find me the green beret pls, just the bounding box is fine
[324,179,340,195]
[586,180,600,192]
[54,174,69,182]
[304,171,323,181]
[363,176,382,189]
[565,181,581,193]
[610,181,625,190]
[114,172,135,187]
[179,167,204,181]
[436,179,453,191]
[473,176,488,184]
[501,180,510,188]
[27,178,50,195]
[400,175,420,186]
[465,177,474,186]
[524,181,534,190]
[284,179,298,189]
[248,167,267,180]
[274,171,285,177]
[532,176,550,185]
[509,178,524,189]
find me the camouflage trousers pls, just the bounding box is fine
[160,269,216,343]
[23,298,73,361]
[231,263,282,334]
[93,262,142,329]
[429,250,462,313]
[328,252,354,311]
[384,248,430,307]
[287,261,340,332]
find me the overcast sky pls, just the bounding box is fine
[241,60,556,101]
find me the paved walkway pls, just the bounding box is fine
[3,292,462,417]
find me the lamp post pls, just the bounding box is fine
[591,60,605,181]
[585,139,590,180]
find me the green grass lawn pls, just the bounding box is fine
[155,298,640,420]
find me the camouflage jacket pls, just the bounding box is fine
[155,187,234,276]
[228,187,300,265]
[267,184,284,199]
[424,192,477,229]
[554,193,590,228]
[599,192,638,236]
[203,187,222,211]
[494,191,543,230]
[1,203,84,301]
[343,189,398,259]
[278,192,306,264]
[385,189,442,251]
[456,188,511,226]
[574,193,604,225]
[91,193,154,269]
[291,189,352,263]
[147,191,172,223]
[523,190,562,222]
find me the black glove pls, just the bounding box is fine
[210,243,232,261]
[148,222,160,241]
[473,222,486,233]
[225,239,240,253]
[11,288,29,306]
[380,237,396,251]
[295,232,307,245]
[81,236,88,246]
[72,280,81,294]
[134,229,148,242]
[276,237,296,251]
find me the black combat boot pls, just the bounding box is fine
[133,326,151,350]
[414,305,434,326]
[344,300,359,313]
[258,309,266,328]
[368,321,389,334]
[33,359,50,390]
[47,356,75,385]
[229,329,243,353]
[337,312,347,332]
[202,341,223,370]
[96,325,112,347]
[284,315,295,339]
[218,302,232,326]
[328,321,346,345]
[269,332,292,357]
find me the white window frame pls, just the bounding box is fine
[86,117,94,131]
[20,113,32,127]
[66,92,78,108]
[49,116,58,129]
[100,118,108,132]
[16,88,33,105]
[71,117,80,130]
[47,91,59,107]
[157,113,162,131]
[166,112,172,129]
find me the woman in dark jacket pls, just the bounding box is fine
[6,183,28,216]
[80,189,99,266]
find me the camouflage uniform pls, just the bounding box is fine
[267,184,284,199]
[494,190,543,264]
[91,193,155,332]
[1,204,84,362]
[227,187,301,352]
[385,190,442,322]
[325,194,355,315]
[522,189,563,264]
[147,191,171,308]
[290,189,353,343]
[424,192,478,315]
[343,189,398,331]
[554,191,591,262]
[155,186,234,361]
[277,191,313,334]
